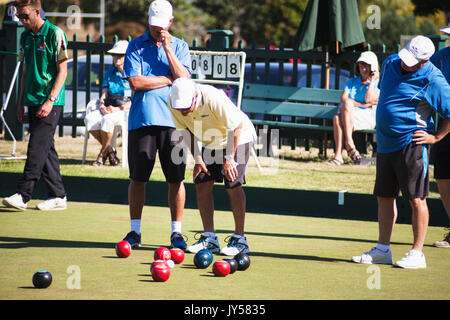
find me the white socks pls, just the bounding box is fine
[172,221,182,234]
[131,219,141,235]
[131,220,183,235]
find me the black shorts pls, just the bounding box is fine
[128,126,186,183]
[432,132,450,179]
[374,142,430,199]
[194,143,251,189]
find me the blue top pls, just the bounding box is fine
[430,46,450,84]
[376,54,450,154]
[103,66,130,96]
[123,31,191,130]
[344,76,379,104]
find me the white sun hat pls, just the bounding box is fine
[107,40,129,55]
[356,51,379,71]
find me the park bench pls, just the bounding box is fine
[241,83,376,158]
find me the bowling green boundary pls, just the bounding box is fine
[0,201,449,300]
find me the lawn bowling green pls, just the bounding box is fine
[0,201,448,300]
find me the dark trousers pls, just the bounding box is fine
[17,105,66,203]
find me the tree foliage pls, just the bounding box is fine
[3,0,443,49]
[358,0,442,51]
[193,0,308,47]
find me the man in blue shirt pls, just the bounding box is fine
[121,0,191,249]
[352,36,450,269]
[429,24,450,248]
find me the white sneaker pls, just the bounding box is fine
[351,247,393,264]
[2,193,27,211]
[394,250,427,269]
[220,235,250,256]
[36,196,67,211]
[186,234,220,254]
[433,229,450,248]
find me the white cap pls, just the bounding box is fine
[148,0,173,28]
[398,35,435,67]
[440,22,450,35]
[356,51,379,71]
[107,40,129,55]
[169,78,196,110]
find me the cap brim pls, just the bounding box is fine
[398,48,419,67]
[107,49,126,55]
[171,102,192,110]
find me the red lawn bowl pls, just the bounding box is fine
[169,248,185,264]
[151,260,168,273]
[151,261,170,282]
[115,240,131,258]
[154,247,171,261]
[212,260,231,277]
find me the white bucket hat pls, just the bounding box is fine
[148,0,173,28]
[356,51,379,71]
[398,35,435,67]
[169,78,197,110]
[107,40,129,55]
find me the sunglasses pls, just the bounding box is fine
[15,10,37,20]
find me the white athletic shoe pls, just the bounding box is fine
[36,196,67,211]
[433,229,450,248]
[2,193,27,211]
[220,235,250,256]
[351,247,393,265]
[394,250,427,269]
[186,234,220,254]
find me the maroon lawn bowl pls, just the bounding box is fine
[115,240,131,258]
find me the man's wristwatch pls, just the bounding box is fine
[47,95,56,102]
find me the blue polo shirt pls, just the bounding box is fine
[430,46,450,83]
[344,76,380,104]
[102,66,129,96]
[376,54,450,154]
[123,31,191,130]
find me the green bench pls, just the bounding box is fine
[241,83,376,158]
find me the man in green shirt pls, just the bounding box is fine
[2,0,68,211]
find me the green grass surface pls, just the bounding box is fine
[1,135,448,301]
[1,201,449,300]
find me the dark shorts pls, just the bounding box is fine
[432,133,450,179]
[374,142,430,199]
[128,126,186,183]
[194,142,251,189]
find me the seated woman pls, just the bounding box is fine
[329,51,380,166]
[84,40,131,166]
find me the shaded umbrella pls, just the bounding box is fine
[296,0,366,88]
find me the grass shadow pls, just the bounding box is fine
[213,229,432,248]
[0,236,156,251]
